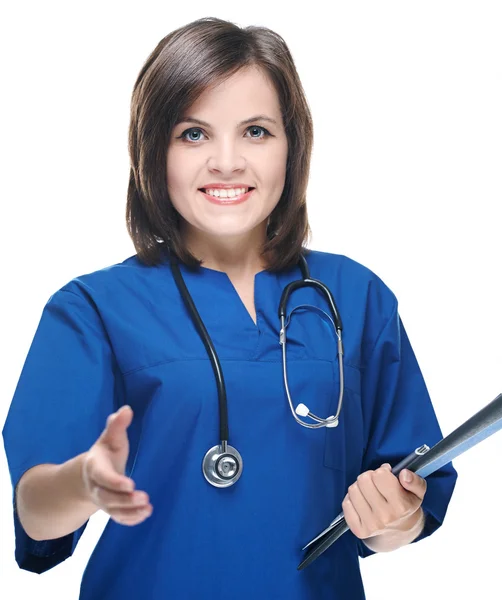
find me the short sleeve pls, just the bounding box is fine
[1,287,123,573]
[356,300,458,558]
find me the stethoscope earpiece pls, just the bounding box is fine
[295,403,339,427]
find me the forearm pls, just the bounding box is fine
[361,507,426,553]
[15,451,99,541]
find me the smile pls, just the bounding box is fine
[198,188,255,205]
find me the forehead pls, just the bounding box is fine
[182,67,282,123]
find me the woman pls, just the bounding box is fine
[2,17,457,600]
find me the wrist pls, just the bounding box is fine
[393,507,425,534]
[362,507,426,553]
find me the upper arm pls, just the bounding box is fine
[2,287,122,573]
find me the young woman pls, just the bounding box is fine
[2,17,457,600]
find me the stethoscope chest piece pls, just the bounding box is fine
[202,443,243,488]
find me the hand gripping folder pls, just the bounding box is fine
[298,392,502,570]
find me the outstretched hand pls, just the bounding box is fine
[82,405,153,526]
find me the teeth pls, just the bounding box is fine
[203,187,249,198]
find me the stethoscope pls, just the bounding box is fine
[169,251,345,488]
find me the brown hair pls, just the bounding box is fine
[126,17,313,272]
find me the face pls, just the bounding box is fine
[166,67,288,243]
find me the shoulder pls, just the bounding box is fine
[43,253,165,317]
[304,249,401,366]
[304,249,398,317]
[57,254,157,294]
[305,248,382,280]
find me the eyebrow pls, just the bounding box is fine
[174,114,278,127]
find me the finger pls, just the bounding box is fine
[357,470,390,508]
[371,465,403,503]
[88,457,136,494]
[93,486,150,511]
[399,469,427,501]
[100,406,133,452]
[105,404,132,433]
[373,467,418,518]
[110,504,154,526]
[348,475,379,524]
[342,497,362,537]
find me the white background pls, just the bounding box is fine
[1,1,501,598]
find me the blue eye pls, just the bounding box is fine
[182,129,206,142]
[246,126,270,139]
[178,126,271,143]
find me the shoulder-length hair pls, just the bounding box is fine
[126,17,313,272]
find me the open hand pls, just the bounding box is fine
[82,405,153,526]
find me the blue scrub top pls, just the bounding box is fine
[2,249,457,599]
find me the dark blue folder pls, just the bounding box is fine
[298,392,502,570]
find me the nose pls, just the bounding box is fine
[207,138,246,174]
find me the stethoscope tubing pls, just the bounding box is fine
[169,255,229,443]
[279,254,345,428]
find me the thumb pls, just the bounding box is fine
[399,469,426,499]
[101,405,133,449]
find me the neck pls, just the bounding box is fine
[182,221,269,278]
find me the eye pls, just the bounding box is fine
[177,125,272,143]
[245,126,271,139]
[179,128,207,143]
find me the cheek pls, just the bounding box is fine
[166,150,183,194]
[264,145,288,188]
[166,151,195,215]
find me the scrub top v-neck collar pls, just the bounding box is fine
[173,260,283,360]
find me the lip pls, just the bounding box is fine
[200,183,253,189]
[199,188,255,205]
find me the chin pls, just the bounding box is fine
[198,219,264,239]
[207,227,254,239]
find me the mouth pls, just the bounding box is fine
[198,187,255,205]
